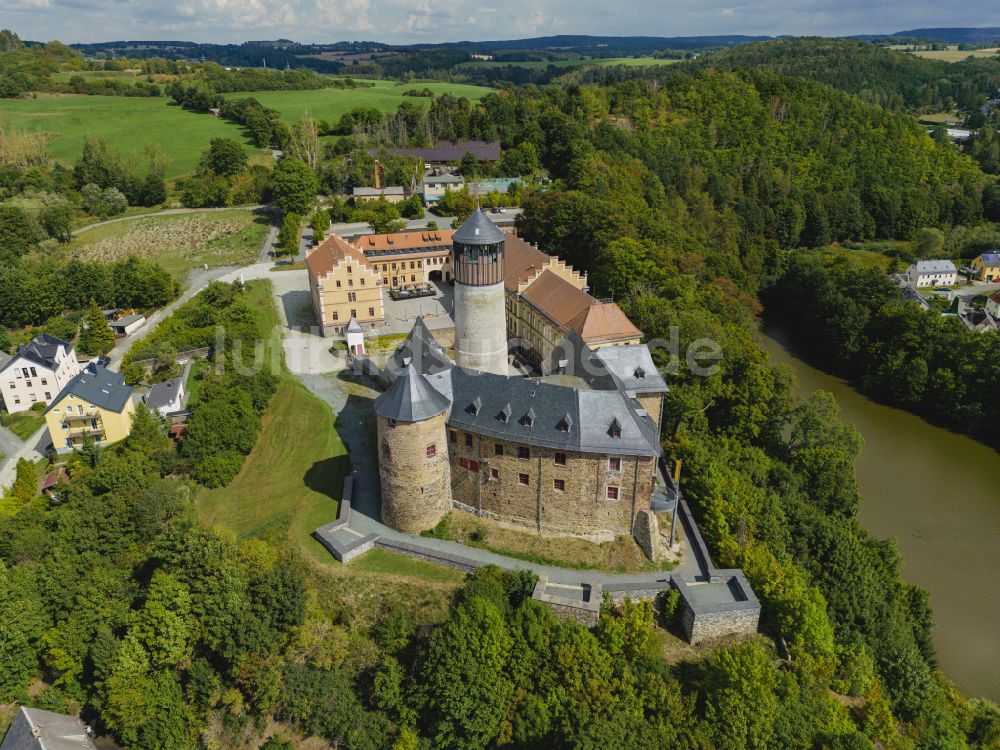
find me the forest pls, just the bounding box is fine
[3,35,1000,749]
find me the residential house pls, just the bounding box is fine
[144,376,186,416]
[352,186,406,203]
[421,173,465,205]
[306,234,385,337]
[0,334,81,414]
[45,363,135,452]
[1,706,97,750]
[907,260,957,288]
[971,253,1000,282]
[109,312,146,337]
[986,290,1000,320]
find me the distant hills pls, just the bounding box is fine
[889,27,1000,44]
[399,34,777,54]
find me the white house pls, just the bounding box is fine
[907,260,957,288]
[144,376,187,417]
[0,334,81,414]
[986,291,1000,320]
[422,173,464,205]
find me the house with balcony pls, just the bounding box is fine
[45,363,135,452]
[0,334,81,414]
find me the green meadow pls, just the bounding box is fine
[0,80,491,179]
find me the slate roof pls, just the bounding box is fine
[587,343,668,395]
[1,333,72,375]
[145,377,184,412]
[0,706,96,750]
[384,317,452,383]
[374,363,452,422]
[913,260,957,274]
[374,140,501,162]
[353,186,405,197]
[46,363,132,414]
[452,209,506,246]
[426,367,660,457]
[976,253,1000,265]
[0,351,11,373]
[346,317,363,334]
[423,174,465,185]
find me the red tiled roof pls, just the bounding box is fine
[306,235,372,279]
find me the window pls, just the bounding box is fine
[608,457,622,472]
[41,378,47,386]
[464,433,473,447]
[360,278,366,286]
[392,277,398,286]
[347,292,357,302]
[426,443,437,458]
[607,486,620,501]
[459,457,479,472]
[348,279,353,287]
[44,392,51,400]
[78,405,84,415]
[518,473,529,486]
[29,367,36,378]
[368,307,375,317]
[350,309,357,319]
[333,311,339,321]
[554,479,565,492]
[346,265,352,274]
[554,452,566,466]
[490,468,499,480]
[411,275,416,282]
[517,446,529,459]
[494,443,504,456]
[336,280,342,288]
[449,429,457,443]
[30,394,37,402]
[13,397,20,405]
[383,277,389,285]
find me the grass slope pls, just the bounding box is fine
[0,409,47,441]
[223,80,491,124]
[0,95,260,178]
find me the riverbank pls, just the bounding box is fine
[760,325,1000,701]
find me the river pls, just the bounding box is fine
[759,327,1000,702]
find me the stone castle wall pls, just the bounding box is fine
[377,413,452,533]
[447,428,655,536]
[635,393,664,432]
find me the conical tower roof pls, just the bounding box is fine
[374,363,452,422]
[452,208,506,245]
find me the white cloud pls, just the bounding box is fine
[7,0,1000,45]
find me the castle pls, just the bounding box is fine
[370,210,669,544]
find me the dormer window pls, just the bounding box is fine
[556,414,572,433]
[520,408,535,427]
[467,397,481,416]
[634,367,646,379]
[498,403,511,423]
[609,418,622,439]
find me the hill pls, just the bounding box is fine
[703,38,1000,111]
[891,27,1000,44]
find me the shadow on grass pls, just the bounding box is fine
[304,454,351,501]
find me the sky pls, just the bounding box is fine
[5,0,1000,45]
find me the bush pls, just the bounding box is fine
[193,450,245,488]
[656,588,681,627]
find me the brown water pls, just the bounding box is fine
[759,327,1000,701]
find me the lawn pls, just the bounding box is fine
[223,80,491,125]
[0,95,262,179]
[192,278,466,611]
[63,209,269,282]
[0,409,47,441]
[456,57,681,70]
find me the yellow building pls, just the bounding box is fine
[45,364,136,453]
[971,253,1000,282]
[307,235,385,337]
[503,235,641,368]
[350,229,455,289]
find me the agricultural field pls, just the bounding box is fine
[456,56,682,70]
[0,95,261,178]
[223,79,491,124]
[908,46,1000,62]
[63,210,269,281]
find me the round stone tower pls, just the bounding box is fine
[452,209,509,375]
[373,363,453,533]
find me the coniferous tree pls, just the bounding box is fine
[80,299,116,355]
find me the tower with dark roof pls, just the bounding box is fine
[373,363,453,533]
[451,209,509,375]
